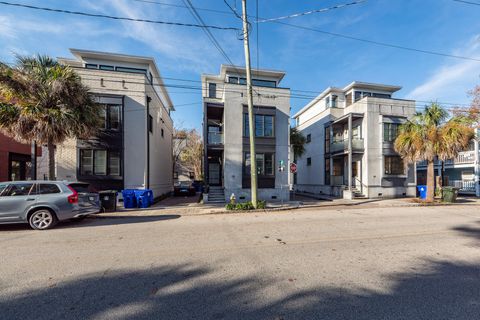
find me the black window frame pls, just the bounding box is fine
[99,65,114,71]
[307,157,312,166]
[244,152,275,176]
[114,66,148,75]
[38,183,61,195]
[244,114,275,137]
[85,63,98,69]
[99,104,122,131]
[208,83,217,98]
[306,134,311,143]
[79,149,122,177]
[384,156,404,175]
[384,123,400,142]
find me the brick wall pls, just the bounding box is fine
[0,133,42,181]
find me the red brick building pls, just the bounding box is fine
[0,133,42,182]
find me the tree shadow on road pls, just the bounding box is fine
[1,258,479,319]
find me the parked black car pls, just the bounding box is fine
[174,181,196,196]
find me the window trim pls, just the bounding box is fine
[244,152,275,176]
[384,155,404,175]
[79,149,122,177]
[208,83,217,98]
[244,113,275,138]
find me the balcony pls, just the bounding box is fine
[330,139,364,154]
[208,132,223,145]
[417,150,476,167]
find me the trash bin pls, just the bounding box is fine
[122,189,137,209]
[417,185,427,200]
[134,189,153,208]
[442,186,459,203]
[99,190,117,212]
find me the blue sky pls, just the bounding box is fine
[1,0,480,130]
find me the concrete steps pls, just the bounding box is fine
[207,187,225,203]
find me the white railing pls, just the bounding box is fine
[449,180,476,192]
[417,150,476,167]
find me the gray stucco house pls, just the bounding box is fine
[202,65,291,203]
[293,81,417,199]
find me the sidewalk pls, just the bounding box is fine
[98,195,480,218]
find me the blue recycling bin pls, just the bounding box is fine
[133,189,153,208]
[122,190,137,208]
[417,185,427,200]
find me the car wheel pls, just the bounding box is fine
[29,209,58,230]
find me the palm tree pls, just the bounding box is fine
[0,55,101,180]
[394,103,474,202]
[290,127,306,161]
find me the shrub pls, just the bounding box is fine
[225,201,266,211]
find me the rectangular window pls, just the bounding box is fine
[384,156,404,175]
[256,154,265,175]
[325,158,331,185]
[239,78,247,85]
[5,183,34,196]
[80,150,93,175]
[99,65,114,71]
[354,91,362,102]
[85,63,98,69]
[148,115,153,133]
[115,66,147,75]
[94,150,107,175]
[244,114,274,137]
[352,125,360,139]
[110,105,120,130]
[38,184,61,194]
[325,127,330,153]
[325,97,330,108]
[208,83,217,98]
[99,106,107,129]
[244,153,274,176]
[384,123,400,142]
[109,151,121,176]
[307,157,312,166]
[265,153,274,175]
[228,76,238,84]
[332,95,338,108]
[252,79,276,88]
[306,134,311,143]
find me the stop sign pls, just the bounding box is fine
[290,162,297,173]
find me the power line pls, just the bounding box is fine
[452,0,480,5]
[0,1,239,30]
[257,0,367,23]
[128,0,480,63]
[223,0,242,20]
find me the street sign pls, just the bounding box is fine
[290,162,297,173]
[278,160,285,172]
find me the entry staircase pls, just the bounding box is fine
[207,186,225,203]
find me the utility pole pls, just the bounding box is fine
[241,0,258,207]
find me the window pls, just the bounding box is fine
[5,183,34,196]
[325,127,330,153]
[80,150,93,175]
[99,104,121,130]
[161,128,164,138]
[94,150,107,175]
[354,91,362,102]
[149,72,153,84]
[228,76,238,84]
[384,123,400,142]
[307,157,312,166]
[325,158,331,185]
[372,93,391,99]
[244,114,274,137]
[352,125,360,139]
[332,95,338,108]
[109,105,120,130]
[252,79,276,88]
[109,152,121,176]
[148,115,153,133]
[115,66,147,75]
[306,134,311,143]
[38,184,60,194]
[244,153,274,176]
[325,97,330,108]
[85,63,98,69]
[384,156,404,175]
[99,65,114,71]
[208,83,217,98]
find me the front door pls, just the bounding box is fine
[208,163,221,186]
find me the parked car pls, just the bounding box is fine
[0,181,100,230]
[174,181,196,196]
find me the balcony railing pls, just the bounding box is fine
[330,139,364,153]
[417,150,476,167]
[208,132,223,145]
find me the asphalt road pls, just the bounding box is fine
[0,205,479,320]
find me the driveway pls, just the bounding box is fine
[1,205,479,319]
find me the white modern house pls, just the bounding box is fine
[41,49,175,199]
[202,65,291,203]
[417,131,480,196]
[293,82,417,199]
